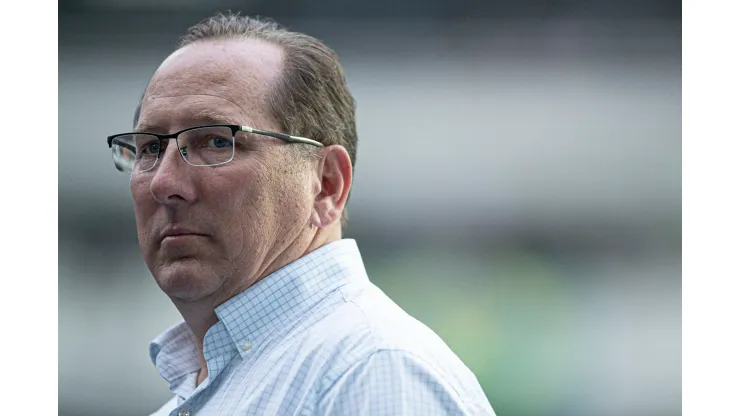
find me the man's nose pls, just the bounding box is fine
[149,142,197,206]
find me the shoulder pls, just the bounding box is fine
[298,280,445,362]
[302,281,493,414]
[316,281,472,368]
[317,348,495,415]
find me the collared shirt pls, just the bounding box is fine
[148,239,495,416]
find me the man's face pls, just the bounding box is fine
[131,39,316,305]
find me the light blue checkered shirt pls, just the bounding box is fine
[148,239,495,415]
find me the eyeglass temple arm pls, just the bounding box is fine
[240,126,324,148]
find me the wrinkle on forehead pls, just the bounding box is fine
[137,97,251,132]
[138,94,251,132]
[146,94,244,113]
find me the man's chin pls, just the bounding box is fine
[152,258,223,301]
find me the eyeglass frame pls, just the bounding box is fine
[106,124,325,172]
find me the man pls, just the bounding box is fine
[106,12,495,416]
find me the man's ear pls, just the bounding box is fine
[310,145,352,229]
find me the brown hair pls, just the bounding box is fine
[137,12,358,226]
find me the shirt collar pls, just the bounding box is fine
[149,239,368,390]
[213,238,368,359]
[149,320,201,397]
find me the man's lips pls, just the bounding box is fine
[159,227,208,243]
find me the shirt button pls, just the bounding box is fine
[178,408,192,416]
[240,341,253,351]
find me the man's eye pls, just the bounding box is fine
[206,136,233,149]
[140,141,161,154]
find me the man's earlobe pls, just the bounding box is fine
[310,202,340,229]
[309,210,322,228]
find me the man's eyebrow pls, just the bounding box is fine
[190,110,245,127]
[134,123,165,133]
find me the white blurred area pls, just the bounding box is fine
[59,16,680,416]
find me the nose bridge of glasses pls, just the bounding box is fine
[156,137,189,168]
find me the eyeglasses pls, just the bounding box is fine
[106,124,324,173]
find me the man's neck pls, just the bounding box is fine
[171,225,342,386]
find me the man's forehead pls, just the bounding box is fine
[138,39,284,130]
[149,39,283,97]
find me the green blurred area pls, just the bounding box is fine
[368,249,575,415]
[365,246,679,416]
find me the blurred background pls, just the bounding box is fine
[59,1,680,415]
